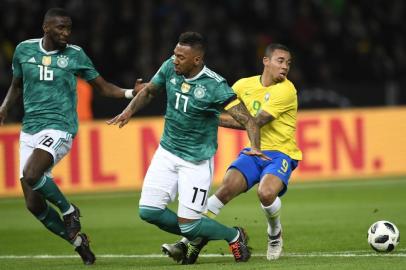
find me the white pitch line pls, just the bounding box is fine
[1,252,406,259]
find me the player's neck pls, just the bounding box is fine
[42,37,61,52]
[185,65,204,79]
[260,73,275,87]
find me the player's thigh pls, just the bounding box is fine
[215,168,247,204]
[21,130,73,179]
[177,158,213,215]
[227,149,262,191]
[139,146,179,209]
[260,153,297,197]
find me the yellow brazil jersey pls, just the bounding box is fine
[232,75,302,160]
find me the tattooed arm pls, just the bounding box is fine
[220,109,275,129]
[106,82,162,128]
[225,102,261,151]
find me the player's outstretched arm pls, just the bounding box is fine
[106,82,162,128]
[89,76,145,99]
[0,76,23,125]
[219,113,245,130]
[219,109,275,130]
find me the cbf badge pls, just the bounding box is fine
[194,85,206,99]
[264,92,270,101]
[57,55,69,68]
[42,56,52,66]
[181,82,191,93]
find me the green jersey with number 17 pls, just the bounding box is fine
[151,56,236,162]
[12,38,99,136]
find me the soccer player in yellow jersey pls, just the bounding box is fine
[162,43,302,264]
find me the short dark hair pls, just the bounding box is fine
[43,8,70,23]
[264,43,290,57]
[178,32,207,54]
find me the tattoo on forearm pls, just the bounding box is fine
[128,84,160,112]
[227,103,250,126]
[227,103,261,149]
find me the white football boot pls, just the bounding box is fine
[266,230,283,260]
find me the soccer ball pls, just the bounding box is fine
[367,220,400,252]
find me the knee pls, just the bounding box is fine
[138,206,162,224]
[216,182,242,204]
[257,187,278,206]
[22,167,43,187]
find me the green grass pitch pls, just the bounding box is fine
[0,177,405,269]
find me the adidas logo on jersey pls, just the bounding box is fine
[28,57,36,63]
[170,78,177,85]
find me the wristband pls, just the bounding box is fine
[124,89,134,99]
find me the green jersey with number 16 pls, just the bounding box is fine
[12,38,99,136]
[151,56,236,162]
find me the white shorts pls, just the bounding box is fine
[139,145,214,219]
[19,129,73,178]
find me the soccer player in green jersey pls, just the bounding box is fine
[0,8,141,265]
[108,32,266,263]
[163,44,301,264]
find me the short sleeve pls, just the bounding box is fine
[76,49,99,81]
[151,57,173,87]
[231,78,245,99]
[262,85,296,119]
[12,45,23,78]
[214,81,237,108]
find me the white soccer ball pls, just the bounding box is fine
[367,220,400,252]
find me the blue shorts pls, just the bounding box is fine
[228,148,299,197]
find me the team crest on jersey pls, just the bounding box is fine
[181,82,191,93]
[194,85,206,99]
[57,55,69,68]
[264,92,270,101]
[42,56,52,66]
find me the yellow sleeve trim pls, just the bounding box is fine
[224,98,241,110]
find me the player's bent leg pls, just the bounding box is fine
[258,174,284,260]
[178,205,251,263]
[213,168,247,207]
[162,168,249,264]
[21,180,70,241]
[138,206,182,235]
[23,149,72,213]
[139,184,182,235]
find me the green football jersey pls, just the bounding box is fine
[12,38,99,136]
[151,57,236,162]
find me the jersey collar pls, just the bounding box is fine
[39,38,61,55]
[184,65,207,82]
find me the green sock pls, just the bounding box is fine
[179,216,238,242]
[138,206,182,235]
[36,204,70,241]
[32,176,71,213]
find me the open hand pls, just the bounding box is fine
[243,148,272,161]
[106,109,133,128]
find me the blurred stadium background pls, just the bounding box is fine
[0,1,405,269]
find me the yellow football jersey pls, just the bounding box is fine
[232,75,302,160]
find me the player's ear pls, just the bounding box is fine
[263,56,270,66]
[43,23,49,34]
[194,55,202,65]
